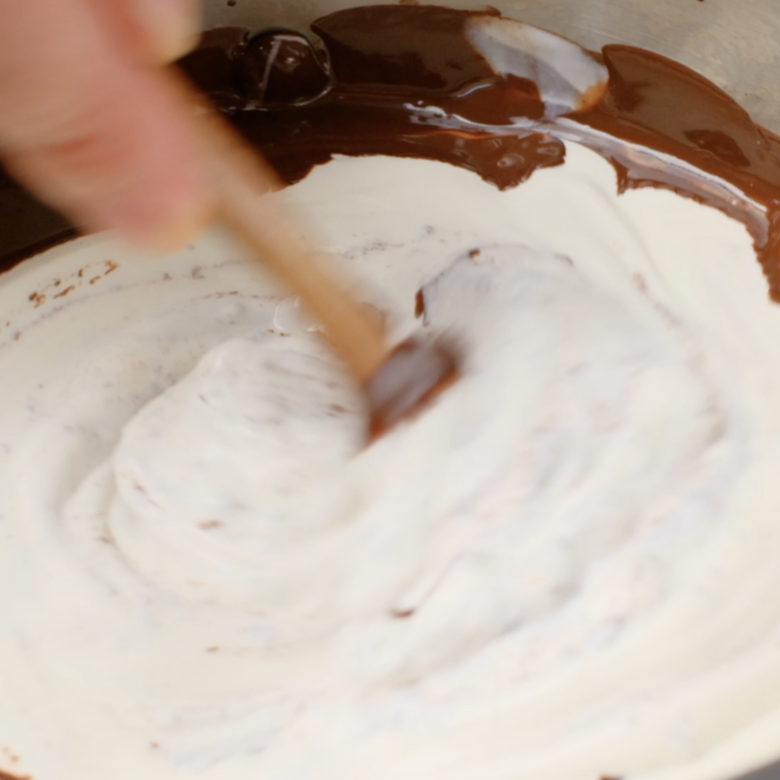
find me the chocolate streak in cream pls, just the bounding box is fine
[3,4,780,300]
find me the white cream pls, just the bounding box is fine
[2,144,780,780]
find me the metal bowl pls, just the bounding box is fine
[0,2,778,778]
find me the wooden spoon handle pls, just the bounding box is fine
[174,72,389,385]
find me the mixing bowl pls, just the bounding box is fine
[2,1,780,778]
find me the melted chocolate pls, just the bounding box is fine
[3,4,780,300]
[568,45,780,298]
[241,32,331,105]
[178,9,557,190]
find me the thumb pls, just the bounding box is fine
[0,0,210,250]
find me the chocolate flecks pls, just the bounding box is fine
[150,742,160,750]
[207,646,221,653]
[199,520,224,531]
[19,263,112,306]
[393,608,416,619]
[1,748,20,765]
[206,291,240,299]
[415,289,426,319]
[131,480,163,510]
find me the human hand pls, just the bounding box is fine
[0,0,209,251]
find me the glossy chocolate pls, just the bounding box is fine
[2,4,780,299]
[179,10,558,190]
[569,45,780,298]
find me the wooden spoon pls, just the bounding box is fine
[174,73,457,436]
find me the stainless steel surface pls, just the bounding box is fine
[204,0,780,133]
[197,1,780,778]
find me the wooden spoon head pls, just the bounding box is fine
[365,338,458,440]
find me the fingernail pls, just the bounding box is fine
[123,192,213,253]
[136,0,202,63]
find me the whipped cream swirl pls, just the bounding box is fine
[1,146,779,780]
